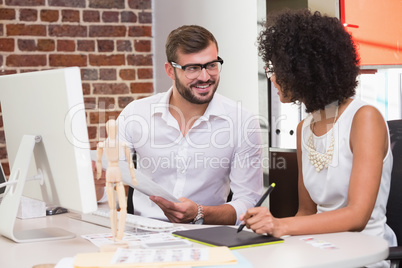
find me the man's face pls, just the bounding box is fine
[172,43,221,105]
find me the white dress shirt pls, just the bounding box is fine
[117,87,264,224]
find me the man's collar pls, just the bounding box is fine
[151,87,228,121]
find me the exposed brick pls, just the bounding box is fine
[0,8,16,20]
[99,68,116,80]
[102,11,119,23]
[0,147,8,162]
[116,40,132,52]
[1,162,10,177]
[127,54,152,66]
[134,40,151,52]
[57,39,75,51]
[82,83,90,95]
[77,40,95,52]
[87,125,97,139]
[89,110,121,124]
[128,0,151,9]
[137,68,152,79]
[98,97,115,109]
[128,25,151,37]
[130,82,153,93]
[20,9,37,21]
[0,69,17,75]
[20,68,39,73]
[89,26,126,37]
[98,125,106,139]
[89,54,125,66]
[88,0,124,9]
[97,39,113,52]
[84,97,96,109]
[89,140,98,151]
[48,0,85,7]
[0,38,14,51]
[83,10,99,22]
[93,83,129,94]
[81,68,98,80]
[18,39,36,51]
[6,54,46,67]
[49,54,87,67]
[139,12,151,24]
[119,69,136,80]
[49,25,87,37]
[0,24,3,36]
[40,9,58,22]
[0,56,3,67]
[37,39,55,51]
[121,11,136,23]
[5,0,45,6]
[118,96,134,108]
[7,24,46,36]
[62,10,79,23]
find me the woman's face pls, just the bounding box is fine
[271,74,292,103]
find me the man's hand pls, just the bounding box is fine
[92,160,106,201]
[149,196,198,223]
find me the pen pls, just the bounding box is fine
[237,183,276,233]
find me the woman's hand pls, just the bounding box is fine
[239,207,282,237]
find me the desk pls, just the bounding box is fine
[0,213,389,268]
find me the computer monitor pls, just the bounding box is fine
[0,67,97,243]
[0,164,5,199]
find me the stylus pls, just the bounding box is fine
[237,183,276,233]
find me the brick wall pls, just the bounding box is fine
[0,0,154,176]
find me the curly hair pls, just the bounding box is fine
[258,9,360,113]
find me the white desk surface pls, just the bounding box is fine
[0,213,389,268]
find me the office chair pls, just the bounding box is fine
[386,119,402,267]
[127,152,136,214]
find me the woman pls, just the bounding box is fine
[240,9,396,267]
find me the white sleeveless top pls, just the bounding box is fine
[301,99,396,247]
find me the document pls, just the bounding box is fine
[73,246,236,268]
[91,150,180,203]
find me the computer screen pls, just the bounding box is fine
[0,67,97,242]
[0,165,5,199]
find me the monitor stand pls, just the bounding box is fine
[0,135,75,243]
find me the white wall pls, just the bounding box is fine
[153,0,260,115]
[308,0,339,17]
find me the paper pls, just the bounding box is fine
[198,251,253,268]
[91,150,180,203]
[57,251,250,268]
[73,246,236,268]
[81,227,187,248]
[111,248,208,264]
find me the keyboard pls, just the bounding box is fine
[81,208,175,232]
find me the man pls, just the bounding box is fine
[98,25,263,225]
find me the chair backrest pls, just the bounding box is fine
[386,119,402,246]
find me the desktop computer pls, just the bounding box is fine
[0,67,97,242]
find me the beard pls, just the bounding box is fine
[174,71,220,105]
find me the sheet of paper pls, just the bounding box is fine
[81,227,187,248]
[74,246,236,268]
[111,247,209,264]
[57,250,249,268]
[91,150,180,203]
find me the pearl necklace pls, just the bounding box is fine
[307,106,338,173]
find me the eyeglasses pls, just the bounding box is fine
[170,57,224,79]
[265,62,274,79]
